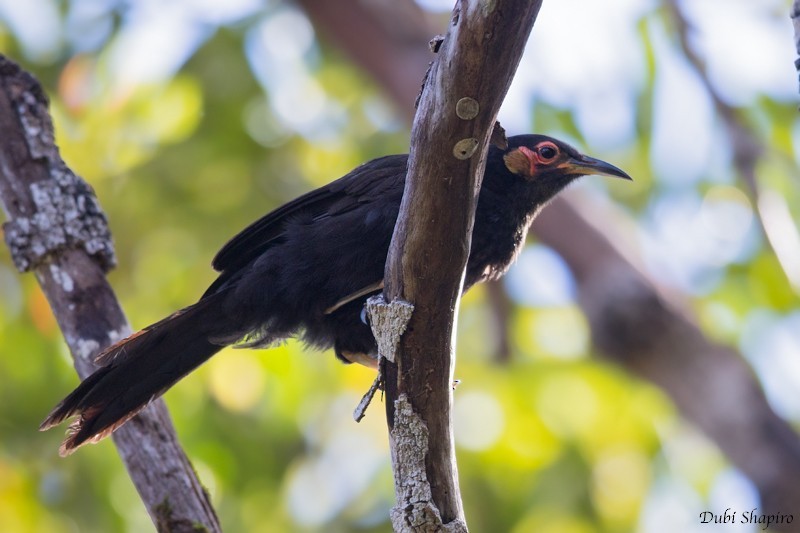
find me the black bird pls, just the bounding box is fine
[40,134,631,455]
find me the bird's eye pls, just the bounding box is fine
[539,144,558,160]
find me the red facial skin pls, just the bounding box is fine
[507,141,560,177]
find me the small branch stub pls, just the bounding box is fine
[490,121,508,150]
[366,294,414,363]
[429,35,445,53]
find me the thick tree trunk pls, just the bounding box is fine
[0,56,221,533]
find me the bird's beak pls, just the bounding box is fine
[568,155,633,181]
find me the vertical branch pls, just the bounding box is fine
[0,56,221,533]
[370,1,543,530]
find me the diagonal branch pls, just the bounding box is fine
[666,0,800,292]
[0,55,221,533]
[534,197,800,524]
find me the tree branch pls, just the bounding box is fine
[367,1,543,530]
[534,197,800,524]
[296,0,433,113]
[485,280,513,363]
[0,55,221,533]
[667,0,800,293]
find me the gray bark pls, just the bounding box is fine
[0,55,221,533]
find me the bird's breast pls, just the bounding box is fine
[466,215,531,287]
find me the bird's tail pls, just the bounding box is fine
[40,293,236,456]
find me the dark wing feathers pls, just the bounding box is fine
[210,186,336,272]
[211,155,408,275]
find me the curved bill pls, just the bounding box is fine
[569,155,633,180]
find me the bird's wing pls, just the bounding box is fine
[209,154,408,280]
[211,185,338,273]
[323,280,384,314]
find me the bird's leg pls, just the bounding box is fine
[353,367,383,422]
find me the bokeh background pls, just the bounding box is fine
[1,0,799,531]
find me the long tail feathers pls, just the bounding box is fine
[40,295,234,456]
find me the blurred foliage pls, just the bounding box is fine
[1,1,799,532]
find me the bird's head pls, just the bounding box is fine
[499,135,631,196]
